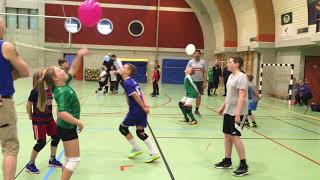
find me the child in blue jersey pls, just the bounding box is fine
[118,63,160,163]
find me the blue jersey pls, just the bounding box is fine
[123,77,144,113]
[0,40,14,96]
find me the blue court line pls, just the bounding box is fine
[42,148,64,180]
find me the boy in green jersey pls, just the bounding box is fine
[178,67,199,125]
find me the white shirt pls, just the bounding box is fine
[110,70,117,81]
[99,71,107,82]
[113,59,123,70]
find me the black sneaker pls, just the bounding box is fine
[214,158,232,169]
[252,122,257,128]
[180,117,189,122]
[232,164,249,176]
[195,110,201,116]
[244,120,250,127]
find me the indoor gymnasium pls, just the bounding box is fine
[0,0,320,180]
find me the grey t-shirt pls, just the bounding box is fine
[186,59,207,82]
[248,82,259,102]
[224,72,248,116]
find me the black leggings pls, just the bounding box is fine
[295,93,312,105]
[152,81,159,95]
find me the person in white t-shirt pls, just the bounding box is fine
[96,66,108,94]
[111,54,123,93]
[214,55,249,177]
[110,65,118,94]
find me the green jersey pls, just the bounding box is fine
[207,67,213,82]
[53,74,80,129]
[184,75,199,98]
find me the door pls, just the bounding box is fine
[304,56,320,102]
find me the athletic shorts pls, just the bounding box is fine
[32,120,57,140]
[194,81,204,95]
[0,98,19,156]
[223,114,244,136]
[122,111,148,127]
[57,126,78,142]
[180,97,196,106]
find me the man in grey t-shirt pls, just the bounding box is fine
[214,55,249,177]
[186,50,207,116]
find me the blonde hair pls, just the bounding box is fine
[37,67,56,112]
[31,70,47,112]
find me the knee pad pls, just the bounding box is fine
[185,106,192,112]
[33,140,46,152]
[64,157,80,172]
[136,129,148,141]
[51,136,60,147]
[119,125,130,136]
[178,102,184,108]
[64,156,69,166]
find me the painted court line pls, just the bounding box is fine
[15,139,53,179]
[148,122,175,180]
[261,102,320,122]
[272,117,320,136]
[202,103,320,166]
[42,148,64,180]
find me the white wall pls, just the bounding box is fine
[230,0,257,48]
[201,0,224,53]
[273,0,316,41]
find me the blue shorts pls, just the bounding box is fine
[248,100,258,110]
[122,111,148,127]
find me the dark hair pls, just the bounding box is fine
[247,74,254,81]
[194,49,201,54]
[58,59,67,66]
[231,55,244,69]
[110,54,116,58]
[126,63,136,76]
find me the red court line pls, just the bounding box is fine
[248,128,320,166]
[202,103,320,166]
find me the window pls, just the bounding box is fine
[5,8,38,29]
[6,8,17,28]
[17,9,28,29]
[97,19,113,35]
[128,20,144,37]
[65,17,81,33]
[30,9,38,29]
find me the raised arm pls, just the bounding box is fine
[69,48,89,77]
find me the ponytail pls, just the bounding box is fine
[37,79,47,112]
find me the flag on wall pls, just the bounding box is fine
[308,0,320,25]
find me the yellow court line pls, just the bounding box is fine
[260,102,320,122]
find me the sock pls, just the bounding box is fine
[196,107,199,111]
[144,137,158,155]
[28,160,35,165]
[49,156,55,162]
[240,159,246,165]
[225,158,231,162]
[128,138,140,151]
[187,109,196,120]
[179,104,188,119]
